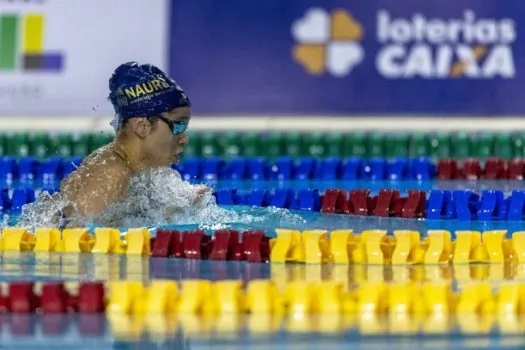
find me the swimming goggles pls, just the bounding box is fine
[157,115,189,135]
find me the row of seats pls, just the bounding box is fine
[2,131,525,160]
[3,227,525,265]
[177,156,525,181]
[0,278,522,317]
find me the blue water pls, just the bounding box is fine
[8,178,525,235]
[0,254,523,349]
[0,252,525,349]
[1,314,523,350]
[8,204,525,238]
[0,314,523,350]
[156,205,525,239]
[2,178,524,349]
[205,180,525,196]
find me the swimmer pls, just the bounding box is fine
[55,62,210,225]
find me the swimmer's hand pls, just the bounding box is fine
[196,185,212,196]
[193,185,212,204]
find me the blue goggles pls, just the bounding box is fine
[157,115,189,135]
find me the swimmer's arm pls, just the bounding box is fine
[71,165,130,217]
[192,184,213,205]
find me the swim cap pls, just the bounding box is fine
[108,61,190,122]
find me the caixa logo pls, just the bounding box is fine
[291,8,365,77]
[376,10,517,79]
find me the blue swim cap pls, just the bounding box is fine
[108,62,190,123]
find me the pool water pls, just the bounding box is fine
[208,179,525,195]
[0,255,523,349]
[7,204,525,239]
[1,177,524,349]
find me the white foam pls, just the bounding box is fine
[15,191,71,230]
[14,167,306,231]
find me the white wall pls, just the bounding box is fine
[0,116,524,132]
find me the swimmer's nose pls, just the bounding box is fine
[178,133,189,145]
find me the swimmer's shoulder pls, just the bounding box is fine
[80,144,120,164]
[65,149,132,207]
[77,144,130,171]
[65,148,133,217]
[61,144,132,192]
[87,149,133,180]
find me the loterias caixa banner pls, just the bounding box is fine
[170,0,525,116]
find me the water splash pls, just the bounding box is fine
[92,167,305,230]
[14,167,306,231]
[15,191,72,230]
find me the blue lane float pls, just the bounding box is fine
[0,176,524,224]
[177,156,452,181]
[0,156,82,185]
[211,188,525,222]
[1,155,524,182]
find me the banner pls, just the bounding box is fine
[0,0,168,116]
[170,0,525,116]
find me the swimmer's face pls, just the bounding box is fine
[145,107,191,167]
